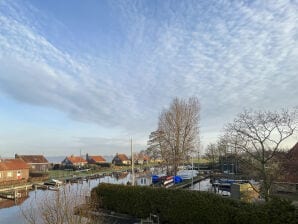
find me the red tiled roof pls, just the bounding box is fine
[117,154,129,161]
[16,155,48,164]
[0,159,30,171]
[66,156,87,164]
[90,156,106,163]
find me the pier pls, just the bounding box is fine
[0,184,32,201]
[171,175,210,189]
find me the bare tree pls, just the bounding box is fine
[148,97,200,176]
[205,143,218,171]
[21,185,92,224]
[224,108,298,201]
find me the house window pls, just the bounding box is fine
[0,172,2,178]
[7,171,13,177]
[32,165,36,169]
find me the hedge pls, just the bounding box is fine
[91,184,297,224]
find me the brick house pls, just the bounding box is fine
[86,154,106,164]
[282,142,298,183]
[62,155,87,167]
[112,153,130,165]
[0,159,30,183]
[15,154,49,172]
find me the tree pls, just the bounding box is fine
[148,97,200,175]
[21,186,92,224]
[224,108,298,201]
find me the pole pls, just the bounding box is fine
[191,156,194,189]
[198,149,200,190]
[131,137,135,186]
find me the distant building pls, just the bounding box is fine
[15,154,49,172]
[112,153,130,165]
[86,154,106,164]
[62,155,87,167]
[135,154,150,165]
[219,154,239,174]
[0,159,30,183]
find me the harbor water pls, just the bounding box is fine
[0,173,151,224]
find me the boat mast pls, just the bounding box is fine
[131,137,135,186]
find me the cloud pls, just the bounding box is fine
[0,0,297,153]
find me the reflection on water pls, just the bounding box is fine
[0,173,152,224]
[191,178,231,196]
[191,178,212,191]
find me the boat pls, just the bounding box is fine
[44,179,63,186]
[163,176,174,187]
[47,186,60,191]
[177,170,198,180]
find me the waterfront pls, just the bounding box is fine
[0,173,152,224]
[0,171,213,223]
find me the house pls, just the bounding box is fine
[15,154,49,172]
[0,159,30,183]
[62,155,87,167]
[135,153,150,165]
[86,154,106,164]
[112,153,131,165]
[282,142,298,183]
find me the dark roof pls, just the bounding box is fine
[288,142,298,159]
[16,155,48,164]
[282,142,298,182]
[0,159,30,171]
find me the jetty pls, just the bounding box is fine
[0,184,32,200]
[170,175,209,189]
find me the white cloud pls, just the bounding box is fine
[0,0,297,154]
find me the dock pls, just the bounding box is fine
[170,175,209,189]
[0,184,32,200]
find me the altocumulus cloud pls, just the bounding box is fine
[0,0,297,148]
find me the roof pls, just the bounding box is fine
[66,156,87,164]
[16,155,48,164]
[288,142,298,159]
[282,142,298,182]
[0,159,30,171]
[89,156,106,162]
[116,154,129,161]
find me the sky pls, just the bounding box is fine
[0,0,297,157]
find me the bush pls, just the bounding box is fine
[91,184,297,224]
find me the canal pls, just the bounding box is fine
[0,173,215,224]
[0,173,151,224]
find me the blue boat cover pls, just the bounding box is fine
[174,176,183,183]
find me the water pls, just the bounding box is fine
[0,173,152,224]
[190,178,213,191]
[191,178,232,196]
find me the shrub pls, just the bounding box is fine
[91,184,297,224]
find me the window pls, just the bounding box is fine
[7,171,13,177]
[0,172,2,178]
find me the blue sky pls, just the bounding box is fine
[0,0,297,157]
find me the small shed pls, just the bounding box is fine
[231,183,259,203]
